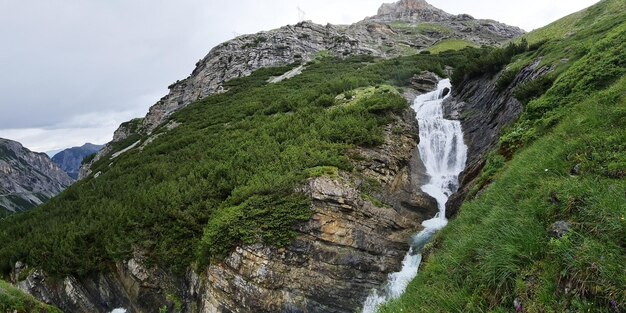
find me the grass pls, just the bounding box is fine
[389,22,454,36]
[379,1,626,311]
[381,75,626,313]
[0,279,62,313]
[427,39,477,54]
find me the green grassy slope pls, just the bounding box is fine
[0,280,61,313]
[381,0,626,312]
[0,52,473,278]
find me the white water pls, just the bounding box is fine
[362,79,467,312]
[110,309,127,313]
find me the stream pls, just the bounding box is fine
[362,79,468,312]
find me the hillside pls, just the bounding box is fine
[0,279,61,313]
[51,143,103,179]
[381,0,626,311]
[0,138,74,213]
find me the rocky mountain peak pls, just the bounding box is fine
[378,0,433,14]
[373,0,451,22]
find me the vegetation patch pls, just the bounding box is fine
[0,279,61,313]
[427,39,477,54]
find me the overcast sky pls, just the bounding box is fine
[0,0,599,153]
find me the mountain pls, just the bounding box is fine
[0,138,74,213]
[79,0,523,179]
[2,0,623,312]
[51,143,103,179]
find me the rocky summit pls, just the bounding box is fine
[0,138,73,213]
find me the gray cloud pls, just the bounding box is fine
[0,0,598,152]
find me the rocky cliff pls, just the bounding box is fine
[443,58,554,217]
[51,143,103,179]
[80,0,523,179]
[0,138,74,213]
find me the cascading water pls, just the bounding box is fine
[362,79,467,312]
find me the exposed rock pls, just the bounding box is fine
[550,221,571,239]
[0,138,74,213]
[373,0,453,23]
[198,106,436,313]
[443,58,554,218]
[410,71,440,93]
[570,163,581,176]
[51,143,103,179]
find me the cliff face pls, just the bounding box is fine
[443,59,554,217]
[80,0,523,179]
[0,138,74,213]
[51,143,103,179]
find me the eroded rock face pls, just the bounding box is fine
[0,138,74,212]
[200,109,437,313]
[443,58,554,217]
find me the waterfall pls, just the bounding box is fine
[362,79,467,312]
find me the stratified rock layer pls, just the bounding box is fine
[0,138,73,213]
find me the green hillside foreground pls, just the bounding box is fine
[0,50,476,278]
[381,0,626,312]
[0,279,61,313]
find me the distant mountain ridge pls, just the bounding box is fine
[0,138,73,213]
[52,143,103,179]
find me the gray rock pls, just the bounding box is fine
[570,163,581,176]
[444,58,554,218]
[410,71,440,93]
[550,221,571,239]
[0,138,74,213]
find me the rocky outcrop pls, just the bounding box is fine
[81,0,523,179]
[199,108,437,313]
[15,84,440,312]
[0,138,74,213]
[373,0,452,23]
[443,59,554,217]
[51,143,103,179]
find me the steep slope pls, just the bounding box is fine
[0,138,74,213]
[0,279,61,313]
[80,0,523,179]
[381,0,626,311]
[51,143,103,179]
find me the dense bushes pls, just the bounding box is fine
[451,39,528,87]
